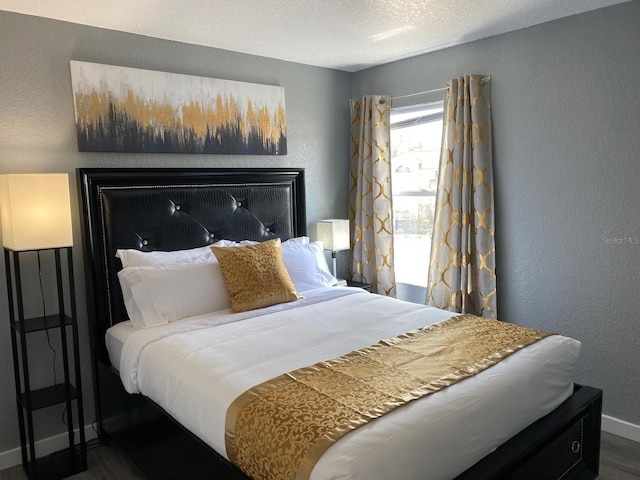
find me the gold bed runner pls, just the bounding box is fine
[225,315,553,480]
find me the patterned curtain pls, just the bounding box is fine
[348,95,396,297]
[426,75,497,318]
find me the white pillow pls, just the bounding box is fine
[238,236,310,246]
[284,236,310,244]
[281,241,337,292]
[214,239,254,247]
[116,245,214,268]
[117,256,231,328]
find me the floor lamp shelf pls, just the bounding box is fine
[5,247,87,480]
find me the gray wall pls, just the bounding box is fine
[1,0,639,456]
[353,1,640,425]
[0,11,351,452]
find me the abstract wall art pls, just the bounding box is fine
[69,61,286,154]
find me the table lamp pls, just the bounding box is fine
[316,219,350,284]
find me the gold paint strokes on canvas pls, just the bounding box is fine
[73,89,286,154]
[225,315,553,480]
[69,62,286,154]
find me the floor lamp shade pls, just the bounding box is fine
[0,174,73,251]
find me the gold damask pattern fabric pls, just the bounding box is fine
[426,75,497,318]
[211,238,300,313]
[225,315,552,480]
[348,95,396,297]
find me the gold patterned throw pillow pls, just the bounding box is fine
[211,238,301,313]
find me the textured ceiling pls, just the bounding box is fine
[0,0,631,72]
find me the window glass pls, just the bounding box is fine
[391,102,443,287]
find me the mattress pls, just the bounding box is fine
[106,287,580,480]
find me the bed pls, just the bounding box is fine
[78,167,602,480]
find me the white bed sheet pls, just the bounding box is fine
[106,287,580,480]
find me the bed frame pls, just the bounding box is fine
[78,168,602,480]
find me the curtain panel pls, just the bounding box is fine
[426,75,497,318]
[349,95,396,297]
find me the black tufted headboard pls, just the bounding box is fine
[78,168,305,364]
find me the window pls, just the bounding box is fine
[391,102,443,287]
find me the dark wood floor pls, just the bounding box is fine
[0,440,144,480]
[599,432,640,480]
[1,431,638,479]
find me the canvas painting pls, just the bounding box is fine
[69,61,286,154]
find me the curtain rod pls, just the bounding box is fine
[390,87,446,101]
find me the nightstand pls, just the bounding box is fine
[346,280,373,292]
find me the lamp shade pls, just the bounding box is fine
[316,219,350,252]
[0,174,73,251]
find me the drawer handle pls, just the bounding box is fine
[570,441,581,454]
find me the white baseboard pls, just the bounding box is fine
[601,414,640,443]
[0,425,97,472]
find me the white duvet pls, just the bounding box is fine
[107,287,580,480]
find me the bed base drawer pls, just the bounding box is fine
[511,415,586,479]
[456,385,602,480]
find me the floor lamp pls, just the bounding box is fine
[0,173,87,479]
